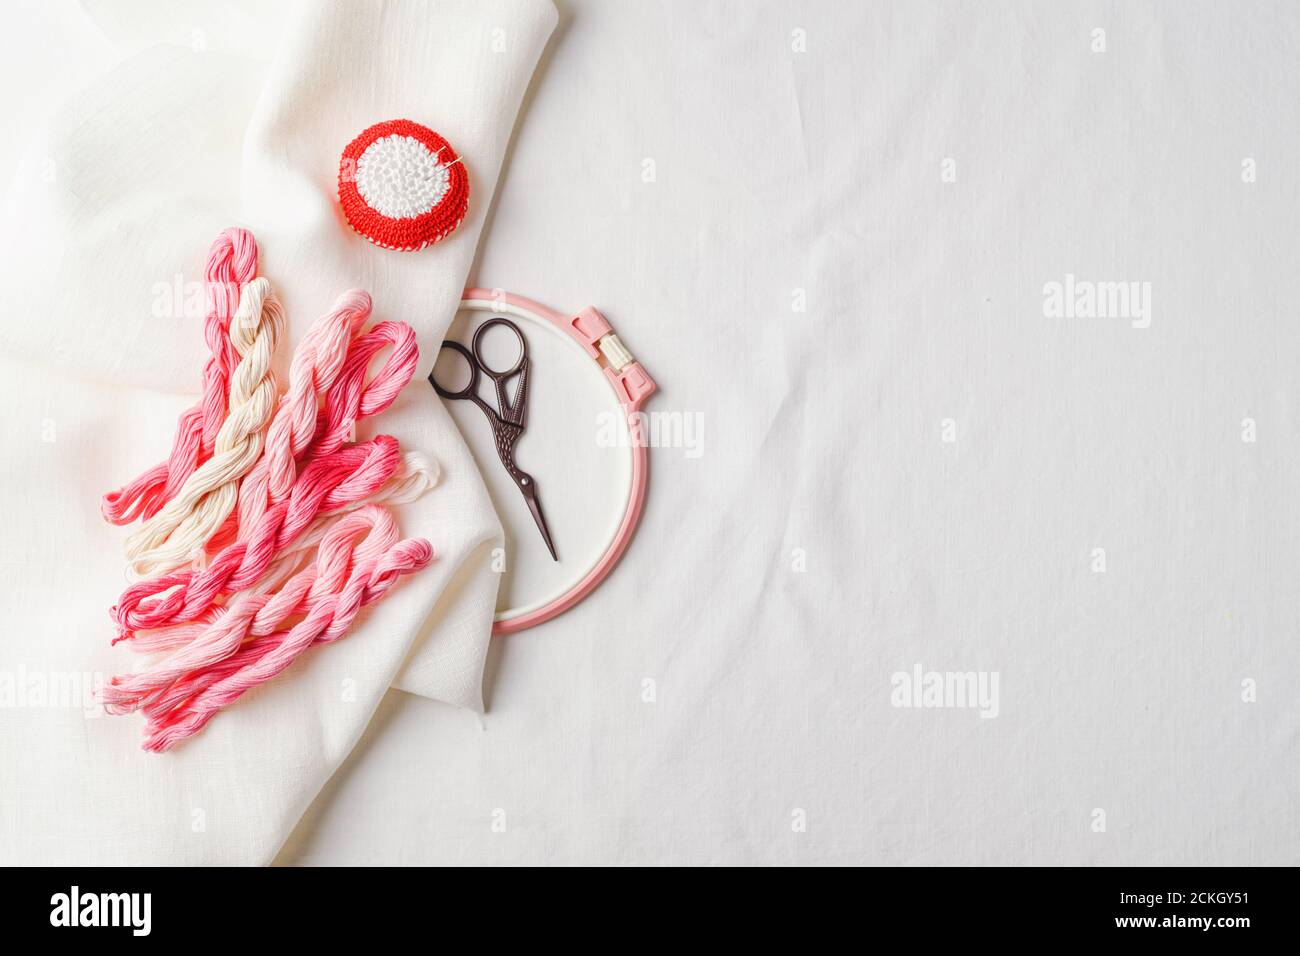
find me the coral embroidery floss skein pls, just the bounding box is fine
[338,119,469,251]
[102,505,432,728]
[112,435,406,639]
[236,289,373,532]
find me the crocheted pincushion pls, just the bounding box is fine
[338,119,469,251]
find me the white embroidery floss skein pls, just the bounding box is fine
[124,278,285,577]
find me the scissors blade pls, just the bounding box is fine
[520,481,558,561]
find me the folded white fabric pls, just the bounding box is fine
[0,0,556,864]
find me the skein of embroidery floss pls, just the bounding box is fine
[123,276,286,577]
[106,506,432,745]
[102,505,432,719]
[112,435,405,639]
[111,311,424,639]
[118,452,437,657]
[101,226,436,751]
[101,228,259,524]
[143,528,431,752]
[236,289,373,531]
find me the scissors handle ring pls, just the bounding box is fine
[471,317,528,377]
[429,340,480,401]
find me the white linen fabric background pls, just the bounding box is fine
[0,0,556,864]
[4,0,1299,866]
[277,0,1300,866]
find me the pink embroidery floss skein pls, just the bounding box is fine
[102,505,429,717]
[101,228,258,524]
[236,289,373,532]
[294,319,419,464]
[112,435,404,638]
[251,450,437,589]
[104,452,437,657]
[138,508,432,751]
[126,508,418,723]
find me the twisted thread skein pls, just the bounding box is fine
[139,513,432,752]
[294,319,419,465]
[102,506,429,716]
[125,508,411,718]
[112,435,403,638]
[109,451,437,657]
[251,450,436,590]
[237,289,373,533]
[101,229,258,524]
[143,543,432,753]
[123,277,285,577]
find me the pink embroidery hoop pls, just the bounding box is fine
[458,289,656,635]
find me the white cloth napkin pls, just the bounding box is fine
[0,0,556,865]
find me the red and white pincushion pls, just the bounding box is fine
[338,119,469,251]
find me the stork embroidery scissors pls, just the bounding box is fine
[430,318,559,560]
